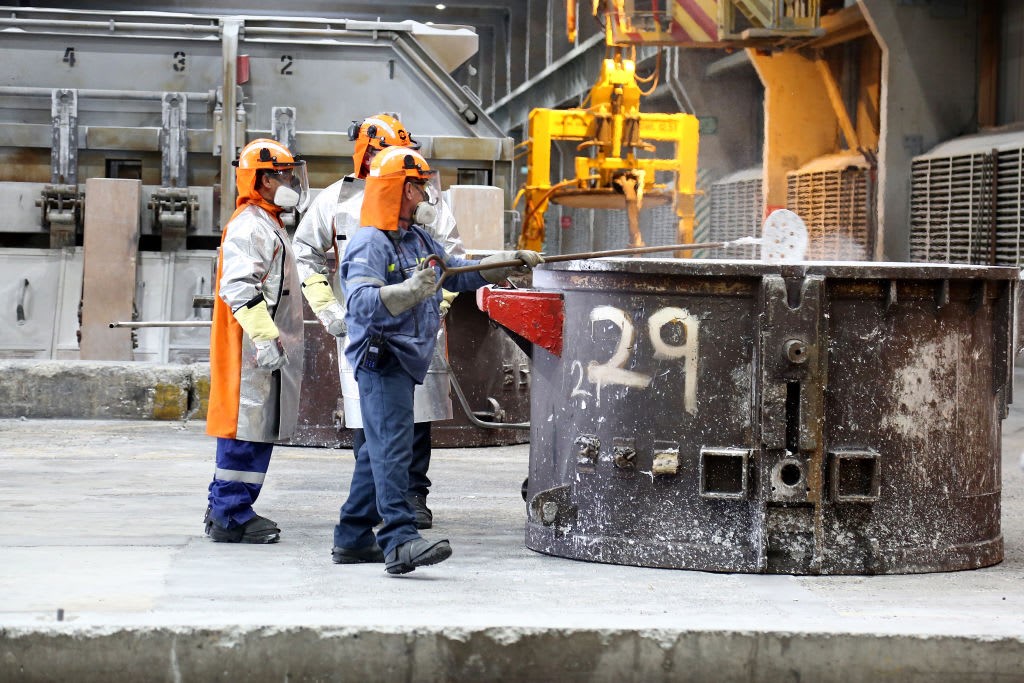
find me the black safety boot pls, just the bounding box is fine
[407,494,433,530]
[205,507,280,544]
[384,537,451,575]
[332,544,385,564]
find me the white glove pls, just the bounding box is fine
[379,267,437,316]
[316,301,347,337]
[253,338,288,371]
[480,250,544,284]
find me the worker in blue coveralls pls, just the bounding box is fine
[333,145,543,574]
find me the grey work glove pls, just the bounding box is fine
[379,267,437,316]
[480,250,545,284]
[316,301,347,337]
[253,338,288,371]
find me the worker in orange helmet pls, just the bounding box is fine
[203,138,310,544]
[333,146,542,573]
[293,114,463,537]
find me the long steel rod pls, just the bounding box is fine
[428,237,760,288]
[0,86,211,102]
[109,320,322,328]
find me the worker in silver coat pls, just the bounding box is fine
[204,138,309,544]
[293,114,460,532]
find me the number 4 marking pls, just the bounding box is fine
[63,47,76,67]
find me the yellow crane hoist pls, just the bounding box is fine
[518,0,821,253]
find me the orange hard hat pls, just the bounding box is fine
[232,138,303,203]
[360,147,435,231]
[348,114,419,179]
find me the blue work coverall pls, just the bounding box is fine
[334,224,488,555]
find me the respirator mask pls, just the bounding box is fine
[268,164,310,212]
[409,176,441,227]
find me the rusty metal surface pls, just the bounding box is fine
[524,258,1016,574]
[287,293,530,449]
[432,293,531,447]
[283,296,343,449]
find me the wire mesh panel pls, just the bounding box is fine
[787,167,872,260]
[995,147,1024,265]
[910,152,996,265]
[707,174,763,259]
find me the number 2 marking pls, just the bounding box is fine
[586,306,653,406]
[580,305,699,414]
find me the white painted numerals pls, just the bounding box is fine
[580,305,699,414]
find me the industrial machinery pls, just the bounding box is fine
[519,0,822,252]
[0,6,526,446]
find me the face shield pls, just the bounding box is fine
[267,161,310,212]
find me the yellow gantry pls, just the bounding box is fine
[519,49,699,252]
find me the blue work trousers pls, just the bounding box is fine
[207,437,273,528]
[334,354,421,555]
[351,422,432,498]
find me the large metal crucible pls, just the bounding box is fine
[481,259,1018,574]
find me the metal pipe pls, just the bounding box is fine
[436,352,529,431]
[240,26,408,38]
[426,237,762,290]
[0,17,219,34]
[0,86,211,102]
[108,320,321,328]
[219,19,241,231]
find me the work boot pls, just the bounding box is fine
[204,507,280,544]
[407,494,433,530]
[385,537,452,575]
[332,544,385,564]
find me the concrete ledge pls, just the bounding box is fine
[0,360,210,421]
[3,626,1024,683]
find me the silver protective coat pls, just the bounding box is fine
[219,205,304,441]
[292,176,463,427]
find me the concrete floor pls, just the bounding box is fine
[3,378,1024,681]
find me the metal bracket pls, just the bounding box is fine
[271,106,297,154]
[161,92,189,188]
[36,184,83,248]
[148,188,198,251]
[50,88,78,185]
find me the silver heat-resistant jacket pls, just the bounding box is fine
[293,175,463,428]
[217,204,304,442]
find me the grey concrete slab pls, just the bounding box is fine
[2,374,1024,681]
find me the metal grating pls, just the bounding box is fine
[707,171,763,259]
[910,131,1024,266]
[786,166,872,261]
[995,147,1024,265]
[910,152,996,265]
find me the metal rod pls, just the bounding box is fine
[427,237,760,289]
[109,320,322,328]
[436,352,529,431]
[0,17,219,34]
[0,86,211,102]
